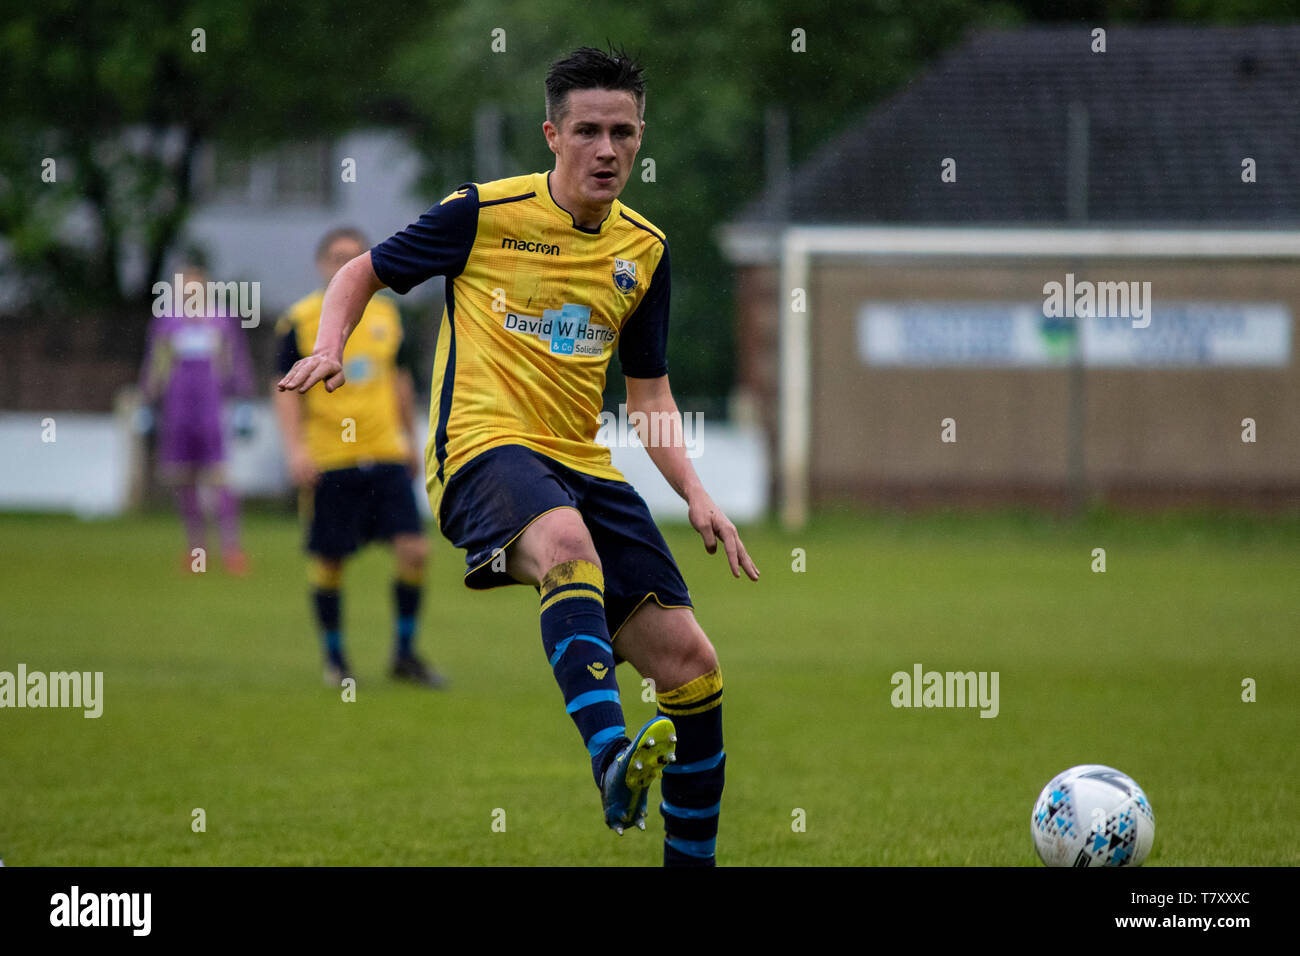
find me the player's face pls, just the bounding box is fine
[317,238,364,284]
[544,88,644,218]
[176,267,208,320]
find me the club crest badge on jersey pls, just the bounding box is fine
[344,356,374,384]
[612,258,637,294]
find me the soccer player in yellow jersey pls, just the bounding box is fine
[279,48,758,866]
[274,227,444,689]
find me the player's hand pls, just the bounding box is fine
[277,352,345,394]
[288,446,319,487]
[687,490,759,581]
[406,447,424,480]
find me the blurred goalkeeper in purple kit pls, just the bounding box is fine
[140,262,256,574]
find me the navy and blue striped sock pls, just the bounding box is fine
[311,560,346,668]
[539,560,628,785]
[313,588,344,667]
[657,667,725,867]
[393,577,421,658]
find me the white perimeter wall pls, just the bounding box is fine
[0,407,768,523]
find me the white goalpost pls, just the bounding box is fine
[777,226,1300,529]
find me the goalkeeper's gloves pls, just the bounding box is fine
[231,401,256,439]
[132,406,155,437]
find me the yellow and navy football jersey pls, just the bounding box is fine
[369,171,671,521]
[276,290,411,471]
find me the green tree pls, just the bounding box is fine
[0,0,428,316]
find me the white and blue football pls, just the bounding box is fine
[1031,764,1155,867]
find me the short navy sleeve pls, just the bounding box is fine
[618,243,670,379]
[276,322,302,375]
[370,184,480,294]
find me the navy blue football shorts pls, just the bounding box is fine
[439,444,693,640]
[303,462,423,559]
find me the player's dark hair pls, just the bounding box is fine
[315,226,370,261]
[545,45,646,127]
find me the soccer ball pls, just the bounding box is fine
[1031,764,1155,867]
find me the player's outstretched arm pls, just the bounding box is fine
[395,369,422,478]
[271,382,318,487]
[277,252,386,394]
[625,374,760,581]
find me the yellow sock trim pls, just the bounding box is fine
[657,667,723,715]
[539,559,605,613]
[396,566,423,587]
[309,559,343,590]
[540,559,604,596]
[540,587,605,615]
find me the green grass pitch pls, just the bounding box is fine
[0,508,1296,865]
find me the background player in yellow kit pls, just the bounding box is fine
[274,227,445,689]
[279,49,757,865]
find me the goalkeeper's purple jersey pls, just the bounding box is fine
[140,312,254,465]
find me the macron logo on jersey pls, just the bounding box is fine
[501,237,560,256]
[503,303,615,357]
